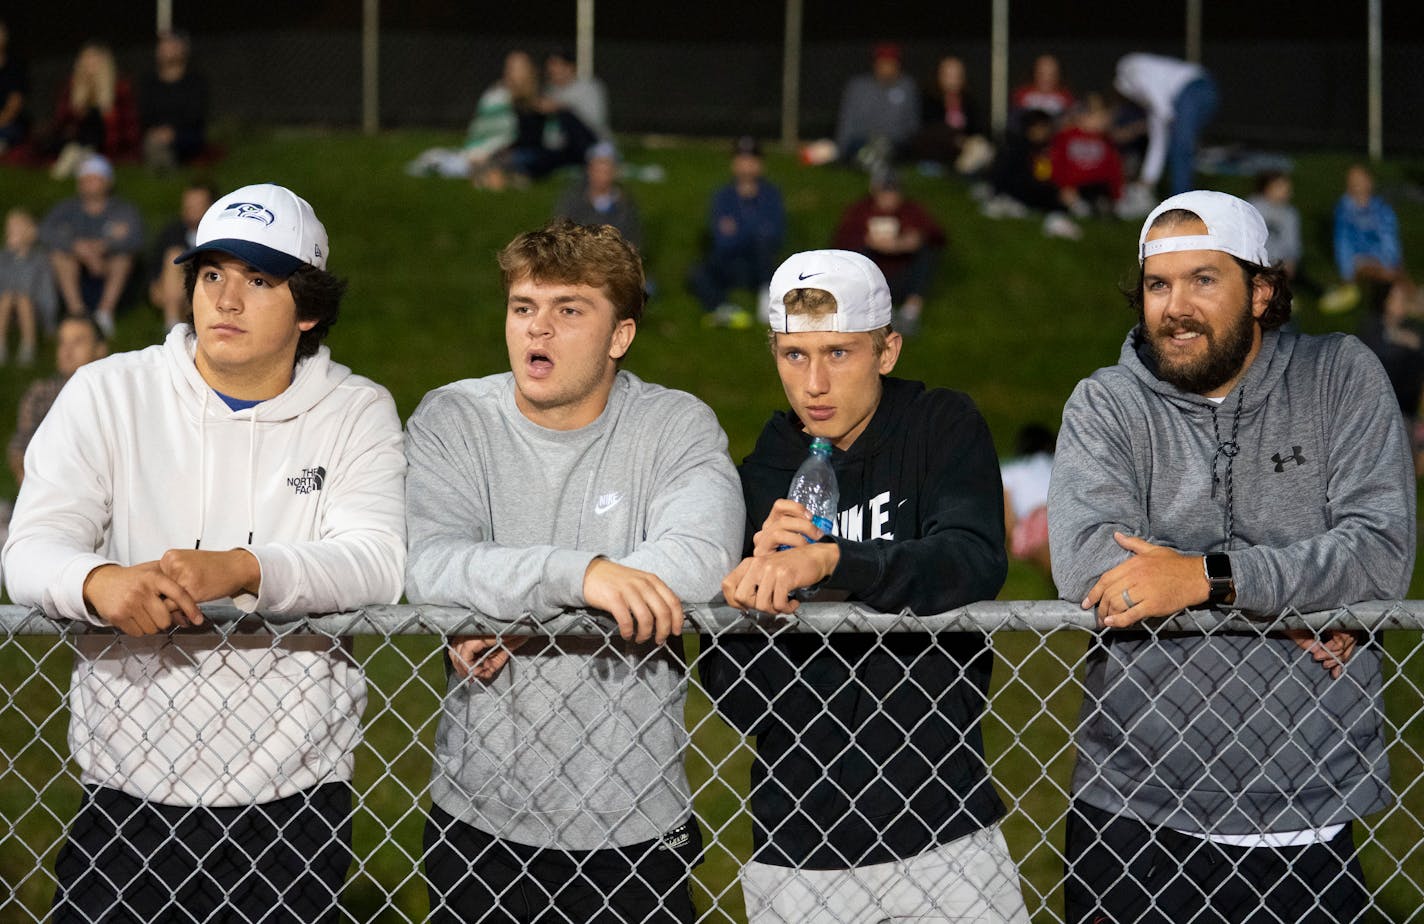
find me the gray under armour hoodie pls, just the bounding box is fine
[404,370,744,850]
[1049,327,1414,834]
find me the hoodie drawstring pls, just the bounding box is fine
[195,390,208,549]
[247,408,257,545]
[1209,384,1245,545]
[194,390,258,548]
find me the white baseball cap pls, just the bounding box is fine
[1138,189,1269,266]
[175,183,328,276]
[768,250,893,333]
[76,154,113,182]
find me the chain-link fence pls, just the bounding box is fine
[1,601,1420,922]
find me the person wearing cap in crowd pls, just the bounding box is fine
[688,135,786,328]
[831,168,946,336]
[553,140,642,249]
[38,152,144,337]
[404,218,743,923]
[835,42,920,170]
[1048,190,1413,923]
[4,183,406,923]
[700,250,1027,923]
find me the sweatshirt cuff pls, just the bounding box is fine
[825,538,883,594]
[238,544,280,614]
[543,548,601,611]
[58,554,119,626]
[1221,549,1269,614]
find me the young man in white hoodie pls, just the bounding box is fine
[3,184,406,923]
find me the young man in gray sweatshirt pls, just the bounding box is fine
[404,218,744,923]
[1049,190,1414,923]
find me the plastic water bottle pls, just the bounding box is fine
[784,437,839,546]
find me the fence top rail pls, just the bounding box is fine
[2,600,1422,636]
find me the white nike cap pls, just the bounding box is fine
[175,183,328,276]
[768,249,893,333]
[1138,189,1270,266]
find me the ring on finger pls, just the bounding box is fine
[1122,589,1135,609]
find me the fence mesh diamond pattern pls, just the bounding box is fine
[0,602,1420,922]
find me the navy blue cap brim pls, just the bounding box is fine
[173,239,305,277]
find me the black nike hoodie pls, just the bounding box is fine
[699,376,1009,868]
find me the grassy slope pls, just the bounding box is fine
[0,133,1421,921]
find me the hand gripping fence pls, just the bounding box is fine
[0,600,1421,922]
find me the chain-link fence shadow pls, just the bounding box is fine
[1,602,1421,922]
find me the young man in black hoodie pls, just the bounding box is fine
[699,249,1028,922]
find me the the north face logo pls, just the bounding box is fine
[287,465,327,494]
[1271,446,1306,472]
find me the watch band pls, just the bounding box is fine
[1203,552,1234,606]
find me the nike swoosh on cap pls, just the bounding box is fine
[797,272,824,281]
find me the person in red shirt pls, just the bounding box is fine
[831,170,945,336]
[1050,94,1124,217]
[1012,54,1074,122]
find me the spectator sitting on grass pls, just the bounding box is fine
[831,168,945,337]
[984,110,1083,240]
[1012,53,1075,124]
[39,153,144,338]
[1249,170,1302,280]
[6,314,106,483]
[42,41,139,175]
[1050,93,1124,218]
[835,42,920,171]
[553,141,642,249]
[0,207,57,366]
[1323,163,1404,314]
[404,50,537,182]
[541,47,608,139]
[138,30,208,171]
[688,136,785,328]
[149,180,216,332]
[0,19,32,154]
[908,55,992,174]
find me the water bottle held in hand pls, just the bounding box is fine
[783,437,839,548]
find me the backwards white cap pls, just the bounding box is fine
[1138,189,1270,266]
[175,183,328,276]
[768,250,893,333]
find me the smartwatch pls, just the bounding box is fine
[1203,552,1234,606]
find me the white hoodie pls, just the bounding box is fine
[3,325,406,807]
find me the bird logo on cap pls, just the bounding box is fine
[222,203,277,226]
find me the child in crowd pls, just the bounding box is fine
[0,207,57,366]
[1249,171,1302,279]
[1050,94,1123,218]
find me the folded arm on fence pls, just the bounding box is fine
[2,600,1421,635]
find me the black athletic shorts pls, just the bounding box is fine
[51,781,352,924]
[1063,799,1369,924]
[423,804,701,923]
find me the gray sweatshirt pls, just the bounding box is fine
[405,370,744,850]
[1049,327,1414,834]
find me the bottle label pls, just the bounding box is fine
[809,515,834,535]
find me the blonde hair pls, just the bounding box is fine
[71,43,117,113]
[771,287,892,354]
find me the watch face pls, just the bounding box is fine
[1206,553,1232,579]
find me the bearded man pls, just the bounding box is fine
[1048,190,1414,924]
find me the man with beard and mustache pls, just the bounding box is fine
[1048,190,1414,924]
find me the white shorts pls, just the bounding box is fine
[741,822,1030,923]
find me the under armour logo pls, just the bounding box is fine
[1271,446,1306,472]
